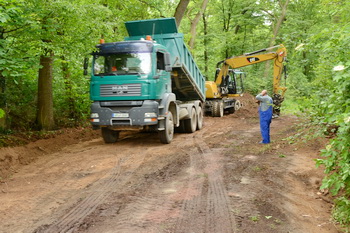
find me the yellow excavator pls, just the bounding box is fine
[205,44,287,117]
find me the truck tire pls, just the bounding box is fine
[211,101,216,117]
[228,105,235,114]
[213,101,224,117]
[159,111,174,144]
[101,128,120,143]
[175,121,185,133]
[184,107,197,133]
[197,106,203,130]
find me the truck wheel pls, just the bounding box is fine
[211,102,218,117]
[101,128,120,143]
[197,106,203,130]
[235,100,241,111]
[159,111,174,144]
[184,107,197,133]
[175,120,185,133]
[213,101,224,117]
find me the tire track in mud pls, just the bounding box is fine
[173,127,237,233]
[35,158,123,233]
[35,142,148,233]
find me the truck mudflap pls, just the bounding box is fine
[90,100,159,128]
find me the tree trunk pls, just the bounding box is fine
[174,0,190,27]
[0,73,6,129]
[61,56,76,121]
[270,0,289,47]
[37,51,55,130]
[220,0,232,58]
[0,29,6,129]
[203,13,208,78]
[264,0,289,78]
[188,0,209,49]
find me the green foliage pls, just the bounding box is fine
[313,35,350,229]
[0,108,4,118]
[275,0,350,226]
[333,197,350,227]
[316,106,350,227]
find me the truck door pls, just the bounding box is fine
[155,51,171,97]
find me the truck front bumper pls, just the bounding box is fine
[90,100,159,128]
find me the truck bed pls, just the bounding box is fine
[125,18,206,102]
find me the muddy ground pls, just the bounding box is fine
[0,94,339,233]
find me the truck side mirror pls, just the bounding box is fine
[83,57,89,76]
[164,53,172,72]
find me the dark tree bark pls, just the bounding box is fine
[37,51,55,130]
[221,0,233,58]
[203,12,208,77]
[61,56,77,121]
[0,28,6,129]
[174,0,190,27]
[0,72,5,129]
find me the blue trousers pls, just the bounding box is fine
[259,109,272,143]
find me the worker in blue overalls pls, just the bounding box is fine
[256,90,273,144]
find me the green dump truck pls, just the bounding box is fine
[87,18,206,144]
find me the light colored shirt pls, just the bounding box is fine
[256,94,273,111]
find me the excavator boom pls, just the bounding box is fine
[216,45,287,95]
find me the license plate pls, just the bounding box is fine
[112,113,129,118]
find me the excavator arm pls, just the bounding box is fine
[211,44,287,115]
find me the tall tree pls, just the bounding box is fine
[269,0,289,47]
[188,0,209,49]
[220,0,234,58]
[262,0,289,77]
[34,2,58,130]
[202,12,209,76]
[37,50,54,130]
[174,0,190,26]
[30,0,116,130]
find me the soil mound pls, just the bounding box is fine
[234,92,259,118]
[0,128,99,179]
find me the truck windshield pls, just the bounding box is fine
[93,53,151,76]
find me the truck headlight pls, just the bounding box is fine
[144,112,157,118]
[144,112,157,122]
[90,113,99,118]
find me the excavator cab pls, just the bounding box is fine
[215,69,244,95]
[229,69,245,95]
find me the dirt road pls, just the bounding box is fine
[0,95,338,233]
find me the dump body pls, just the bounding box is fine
[89,18,206,144]
[125,18,205,102]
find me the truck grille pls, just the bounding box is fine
[100,84,141,97]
